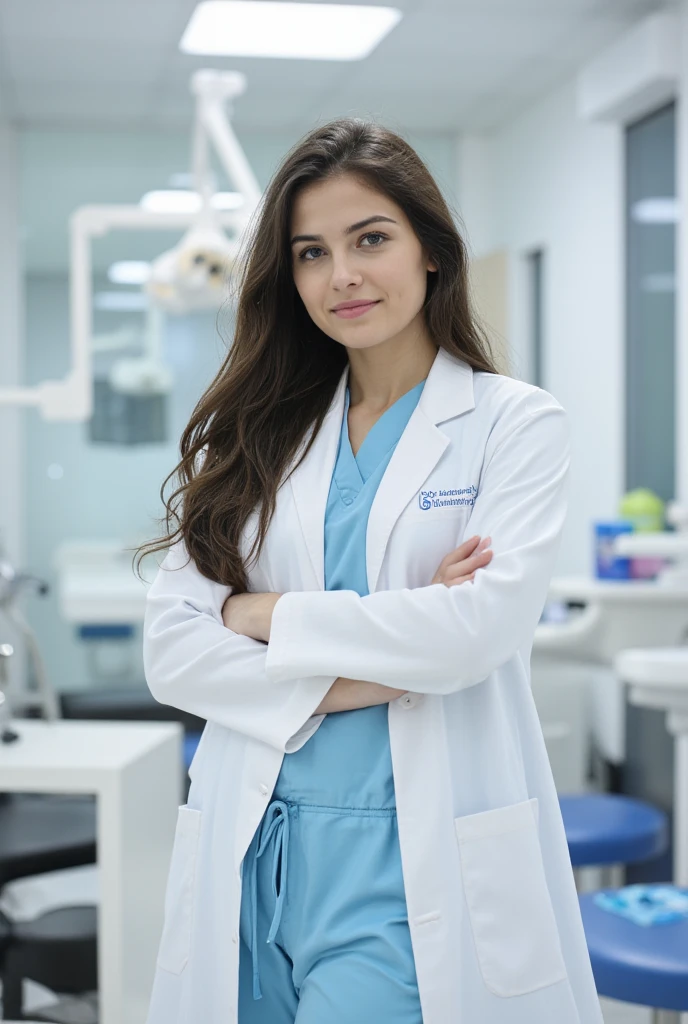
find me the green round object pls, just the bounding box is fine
[618,488,665,532]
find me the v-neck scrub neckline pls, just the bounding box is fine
[335,379,427,507]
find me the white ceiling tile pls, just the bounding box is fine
[0,0,187,42]
[0,0,669,130]
[12,84,160,126]
[5,41,165,86]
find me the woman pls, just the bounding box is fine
[139,118,603,1024]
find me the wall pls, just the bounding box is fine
[0,121,27,692]
[457,78,625,577]
[677,0,688,509]
[0,123,22,562]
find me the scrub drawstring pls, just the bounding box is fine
[249,799,290,1000]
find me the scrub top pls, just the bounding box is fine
[240,374,427,1017]
[273,374,428,802]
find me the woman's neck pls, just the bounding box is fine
[347,338,438,414]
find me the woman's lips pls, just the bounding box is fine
[333,300,380,319]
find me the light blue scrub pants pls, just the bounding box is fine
[237,705,423,1023]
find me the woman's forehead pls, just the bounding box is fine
[291,177,403,231]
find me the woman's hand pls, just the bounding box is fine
[221,592,282,643]
[431,534,493,587]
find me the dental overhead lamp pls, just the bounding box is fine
[0,68,262,421]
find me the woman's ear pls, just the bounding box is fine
[427,259,438,273]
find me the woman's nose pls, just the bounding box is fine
[329,255,363,289]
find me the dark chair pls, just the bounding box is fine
[0,794,97,890]
[0,795,98,1022]
[0,687,202,1019]
[0,905,98,1023]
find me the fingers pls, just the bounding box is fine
[436,534,482,571]
[457,535,492,557]
[446,572,475,587]
[450,543,493,571]
[433,535,494,586]
[442,543,493,587]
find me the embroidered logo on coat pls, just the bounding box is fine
[418,485,477,511]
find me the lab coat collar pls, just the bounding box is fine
[288,346,476,593]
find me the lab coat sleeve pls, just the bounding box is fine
[264,388,571,695]
[143,540,338,753]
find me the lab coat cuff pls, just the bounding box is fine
[266,594,337,751]
[275,676,339,752]
[265,591,299,683]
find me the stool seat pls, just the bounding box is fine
[13,905,97,944]
[558,793,668,867]
[579,889,688,1012]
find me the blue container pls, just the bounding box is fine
[595,521,634,579]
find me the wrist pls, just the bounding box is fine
[260,592,283,643]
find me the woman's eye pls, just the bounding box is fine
[300,246,324,261]
[298,231,388,262]
[360,232,386,247]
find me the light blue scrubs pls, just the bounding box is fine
[238,378,427,1024]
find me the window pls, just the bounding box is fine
[625,102,676,499]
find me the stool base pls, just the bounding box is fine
[573,863,625,892]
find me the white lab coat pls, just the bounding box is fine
[143,346,603,1024]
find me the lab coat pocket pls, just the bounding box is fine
[156,804,202,975]
[454,797,568,998]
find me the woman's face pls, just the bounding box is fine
[290,173,436,353]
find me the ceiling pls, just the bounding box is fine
[0,0,666,133]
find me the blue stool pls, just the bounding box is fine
[183,731,203,773]
[579,889,688,1023]
[558,793,669,891]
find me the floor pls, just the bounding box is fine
[600,997,652,1022]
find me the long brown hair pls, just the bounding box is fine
[134,117,500,591]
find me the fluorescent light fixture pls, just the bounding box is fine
[108,261,151,285]
[140,190,244,213]
[179,0,402,60]
[631,197,680,224]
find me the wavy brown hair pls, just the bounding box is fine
[134,117,500,592]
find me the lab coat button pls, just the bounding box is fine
[232,931,238,944]
[259,783,269,796]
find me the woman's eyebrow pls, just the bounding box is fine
[290,215,397,247]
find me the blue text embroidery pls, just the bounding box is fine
[418,485,477,510]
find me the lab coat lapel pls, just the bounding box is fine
[288,362,350,590]
[288,347,475,594]
[366,348,475,592]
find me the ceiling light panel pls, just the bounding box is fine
[179,1,402,60]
